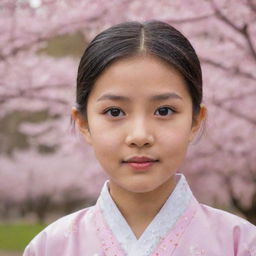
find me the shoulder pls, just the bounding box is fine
[199,203,255,229]
[39,205,94,237]
[23,206,95,256]
[197,203,256,254]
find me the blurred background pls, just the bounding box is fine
[0,0,255,254]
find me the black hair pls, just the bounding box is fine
[71,20,203,131]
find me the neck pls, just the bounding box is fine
[108,176,177,238]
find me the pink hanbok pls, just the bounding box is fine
[23,174,256,256]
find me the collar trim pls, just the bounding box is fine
[97,173,194,256]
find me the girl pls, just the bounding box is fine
[23,20,256,256]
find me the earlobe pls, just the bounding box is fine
[71,107,92,145]
[189,104,207,143]
[78,123,92,145]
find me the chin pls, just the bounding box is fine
[125,182,159,194]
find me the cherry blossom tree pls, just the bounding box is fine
[0,0,255,223]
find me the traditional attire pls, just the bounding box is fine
[23,173,256,256]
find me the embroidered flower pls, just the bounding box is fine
[189,245,206,255]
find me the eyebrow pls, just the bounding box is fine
[97,92,183,102]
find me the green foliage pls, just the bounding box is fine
[38,32,87,58]
[0,110,60,157]
[0,223,46,251]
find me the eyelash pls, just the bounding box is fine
[103,106,176,118]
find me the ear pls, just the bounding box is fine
[71,107,92,145]
[189,104,207,143]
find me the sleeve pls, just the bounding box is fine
[23,245,32,256]
[23,245,35,256]
[22,207,92,256]
[235,219,256,256]
[22,230,47,256]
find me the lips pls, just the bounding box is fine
[122,156,159,170]
[123,156,158,163]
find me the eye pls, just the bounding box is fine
[154,106,175,116]
[104,107,125,117]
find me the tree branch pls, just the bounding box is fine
[247,0,256,13]
[211,99,256,125]
[0,13,105,61]
[209,0,256,61]
[211,3,242,34]
[165,13,215,24]
[242,24,256,60]
[212,89,256,102]
[200,57,256,81]
[0,84,70,105]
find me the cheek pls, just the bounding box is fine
[158,124,191,152]
[89,120,122,153]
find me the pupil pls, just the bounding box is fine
[159,108,168,115]
[111,109,120,116]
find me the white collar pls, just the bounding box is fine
[97,173,194,256]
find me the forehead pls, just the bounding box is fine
[89,54,190,100]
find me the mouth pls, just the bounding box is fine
[122,160,159,163]
[122,156,159,163]
[121,158,159,170]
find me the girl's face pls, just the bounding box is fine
[72,55,206,194]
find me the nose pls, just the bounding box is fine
[125,118,154,148]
